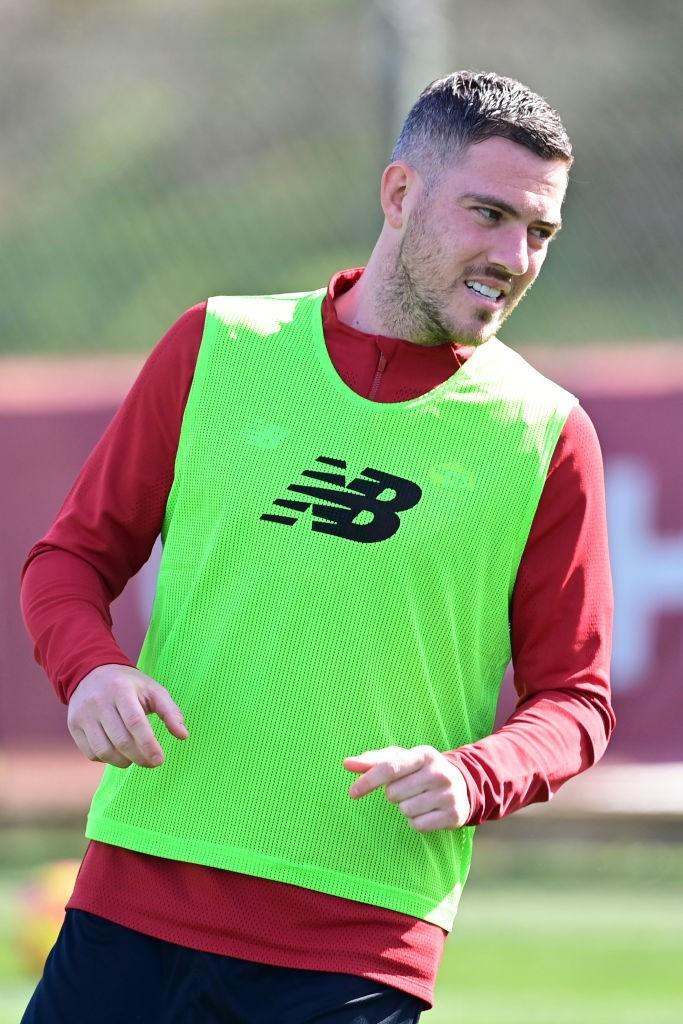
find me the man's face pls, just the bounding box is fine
[395,136,569,346]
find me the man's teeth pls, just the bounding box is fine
[466,281,503,300]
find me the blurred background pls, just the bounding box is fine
[1,1,682,1021]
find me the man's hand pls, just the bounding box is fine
[343,745,470,832]
[67,664,189,769]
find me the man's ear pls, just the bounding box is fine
[380,162,419,230]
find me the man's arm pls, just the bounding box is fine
[20,306,206,767]
[445,405,614,824]
[20,304,205,706]
[346,405,615,828]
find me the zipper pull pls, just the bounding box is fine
[368,350,388,401]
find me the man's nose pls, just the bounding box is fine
[489,228,530,277]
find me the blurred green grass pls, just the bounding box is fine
[2,826,682,1024]
[431,887,682,1024]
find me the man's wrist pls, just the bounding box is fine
[442,751,480,826]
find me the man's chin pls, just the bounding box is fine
[448,318,500,347]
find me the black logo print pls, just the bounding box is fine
[260,456,422,543]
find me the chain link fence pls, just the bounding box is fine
[1,0,681,353]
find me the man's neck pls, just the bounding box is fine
[333,263,389,337]
[333,249,458,349]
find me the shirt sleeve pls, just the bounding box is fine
[444,404,616,825]
[19,303,206,704]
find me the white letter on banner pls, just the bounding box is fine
[606,458,683,692]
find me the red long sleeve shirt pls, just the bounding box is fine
[20,268,614,1007]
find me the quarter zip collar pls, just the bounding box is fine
[321,268,475,403]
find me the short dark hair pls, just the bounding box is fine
[391,70,572,184]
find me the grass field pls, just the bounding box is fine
[1,826,682,1024]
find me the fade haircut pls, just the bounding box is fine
[391,70,572,188]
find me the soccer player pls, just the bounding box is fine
[20,71,614,1023]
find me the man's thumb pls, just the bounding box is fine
[146,682,189,739]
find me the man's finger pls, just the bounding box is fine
[384,769,435,805]
[341,752,383,778]
[343,748,396,770]
[111,698,165,767]
[347,763,398,798]
[343,746,411,776]
[82,721,133,769]
[144,682,189,740]
[345,747,429,798]
[396,790,438,819]
[99,705,151,767]
[72,725,97,763]
[109,700,164,765]
[408,810,449,833]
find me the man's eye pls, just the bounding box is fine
[475,208,555,240]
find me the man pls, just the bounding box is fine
[20,71,614,1022]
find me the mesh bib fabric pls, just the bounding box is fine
[85,288,577,930]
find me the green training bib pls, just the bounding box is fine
[85,288,577,930]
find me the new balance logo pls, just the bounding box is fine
[260,456,422,543]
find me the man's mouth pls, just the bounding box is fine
[464,279,507,307]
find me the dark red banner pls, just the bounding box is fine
[2,351,681,762]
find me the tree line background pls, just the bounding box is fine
[1,0,680,354]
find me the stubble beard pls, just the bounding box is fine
[374,206,529,348]
[375,219,459,347]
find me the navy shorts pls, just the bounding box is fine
[21,909,427,1023]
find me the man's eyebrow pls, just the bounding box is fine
[460,193,562,231]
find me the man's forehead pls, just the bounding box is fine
[443,137,569,217]
[453,135,569,178]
